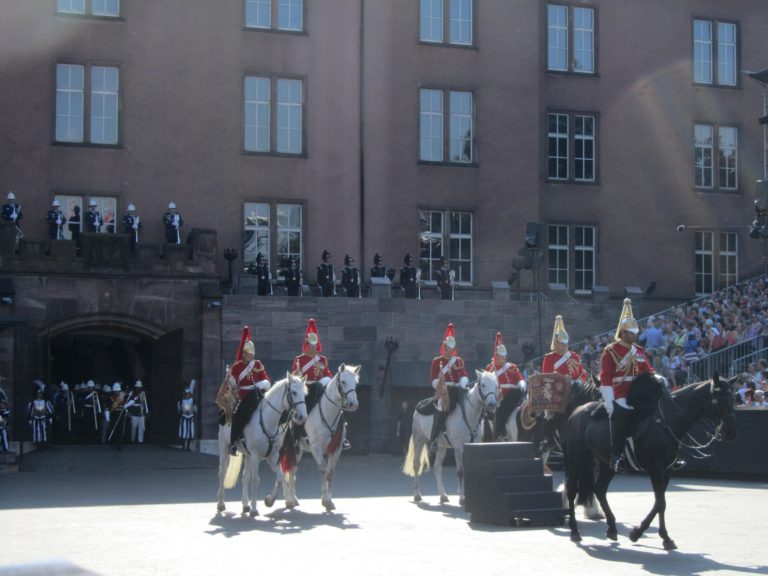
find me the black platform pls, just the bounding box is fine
[463,442,566,527]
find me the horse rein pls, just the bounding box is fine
[318,369,355,435]
[459,378,496,442]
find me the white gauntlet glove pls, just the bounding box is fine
[600,386,615,417]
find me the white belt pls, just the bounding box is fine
[499,383,520,389]
[612,376,634,383]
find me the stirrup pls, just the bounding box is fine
[609,454,625,473]
[229,443,239,456]
[671,459,687,471]
[342,438,352,451]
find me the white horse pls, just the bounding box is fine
[403,369,498,506]
[217,372,308,516]
[282,364,360,512]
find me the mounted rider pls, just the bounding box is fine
[600,298,654,472]
[229,326,272,455]
[542,315,587,385]
[428,323,469,453]
[291,319,351,449]
[485,332,525,440]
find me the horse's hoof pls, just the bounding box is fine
[264,495,275,508]
[325,502,336,512]
[458,496,465,507]
[663,539,677,550]
[570,532,582,543]
[414,494,422,503]
[606,527,618,541]
[249,509,259,518]
[242,505,251,514]
[439,494,450,504]
[629,527,642,542]
[216,503,226,513]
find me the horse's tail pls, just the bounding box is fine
[402,435,429,477]
[223,451,243,490]
[279,427,298,473]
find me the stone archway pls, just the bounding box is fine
[44,314,184,445]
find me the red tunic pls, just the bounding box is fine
[430,355,468,387]
[484,360,523,397]
[292,352,332,384]
[599,341,654,399]
[231,358,271,401]
[542,351,587,384]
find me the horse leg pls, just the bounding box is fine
[322,452,340,512]
[216,453,228,513]
[241,455,252,515]
[264,453,282,508]
[435,446,449,504]
[593,461,618,541]
[657,470,676,550]
[566,463,581,542]
[248,456,261,517]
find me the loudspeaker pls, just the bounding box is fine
[524,222,541,248]
[757,180,768,210]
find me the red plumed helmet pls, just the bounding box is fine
[303,318,322,353]
[236,326,253,361]
[440,323,457,356]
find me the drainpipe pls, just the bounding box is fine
[359,0,366,289]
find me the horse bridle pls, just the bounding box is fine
[318,369,356,435]
[656,379,730,459]
[459,376,497,441]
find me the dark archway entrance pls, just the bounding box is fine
[45,316,184,445]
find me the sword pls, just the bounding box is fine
[416,268,421,300]
[449,269,455,301]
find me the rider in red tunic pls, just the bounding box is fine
[229,326,272,455]
[428,323,469,452]
[542,315,587,384]
[600,299,654,472]
[485,332,525,439]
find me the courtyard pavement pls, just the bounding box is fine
[0,444,766,576]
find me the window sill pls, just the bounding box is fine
[545,69,599,78]
[417,40,478,51]
[55,12,124,21]
[243,26,307,36]
[243,150,308,159]
[546,179,599,187]
[694,187,741,195]
[417,160,478,168]
[52,141,123,150]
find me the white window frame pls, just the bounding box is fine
[90,196,117,234]
[695,123,738,191]
[419,209,473,284]
[547,224,569,287]
[420,89,444,162]
[574,114,595,182]
[245,0,303,31]
[693,19,737,87]
[449,211,473,284]
[92,0,119,17]
[244,202,271,272]
[420,0,443,43]
[719,232,738,289]
[718,126,738,190]
[56,64,85,143]
[57,0,86,14]
[449,91,473,163]
[90,66,119,145]
[245,0,271,29]
[244,202,303,277]
[244,76,303,155]
[694,124,714,188]
[55,195,83,241]
[276,203,303,278]
[548,4,595,74]
[244,77,271,152]
[695,231,715,296]
[57,0,120,17]
[419,210,444,282]
[278,0,303,31]
[449,0,473,46]
[574,225,596,294]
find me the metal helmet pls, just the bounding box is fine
[550,315,570,350]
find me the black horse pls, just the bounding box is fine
[565,372,737,549]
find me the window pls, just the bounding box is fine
[53,195,116,238]
[419,0,473,46]
[245,0,303,32]
[419,209,473,284]
[243,202,303,276]
[547,223,597,293]
[244,76,303,155]
[719,232,738,289]
[419,88,474,164]
[694,231,738,294]
[547,111,596,182]
[693,19,737,86]
[547,224,568,286]
[57,0,120,17]
[547,4,595,74]
[695,232,714,295]
[55,63,120,145]
[694,123,738,191]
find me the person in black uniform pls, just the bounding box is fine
[317,250,335,297]
[370,253,395,280]
[47,199,67,240]
[400,253,419,299]
[68,205,81,252]
[341,255,360,297]
[254,252,273,295]
[162,202,183,244]
[284,256,302,296]
[122,203,142,254]
[2,191,23,251]
[436,257,454,300]
[84,199,102,233]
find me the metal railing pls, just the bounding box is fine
[686,334,768,382]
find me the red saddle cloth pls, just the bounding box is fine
[528,373,571,413]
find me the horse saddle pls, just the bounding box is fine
[589,401,652,441]
[415,397,437,416]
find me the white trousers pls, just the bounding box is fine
[130,415,145,443]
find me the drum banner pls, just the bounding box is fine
[527,373,571,413]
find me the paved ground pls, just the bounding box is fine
[1,445,766,576]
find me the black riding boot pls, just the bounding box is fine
[428,410,447,453]
[609,404,631,473]
[229,391,261,455]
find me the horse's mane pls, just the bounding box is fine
[627,372,664,418]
